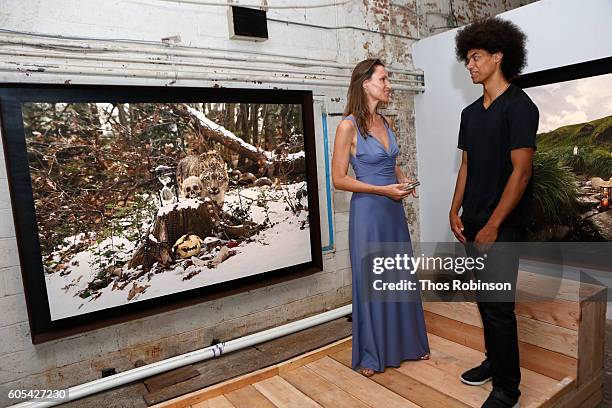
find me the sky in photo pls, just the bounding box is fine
[524,72,612,133]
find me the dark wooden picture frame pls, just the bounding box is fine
[0,84,323,344]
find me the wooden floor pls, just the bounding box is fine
[152,334,576,408]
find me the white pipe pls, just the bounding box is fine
[152,0,352,9]
[8,304,352,408]
[0,51,424,87]
[0,34,424,77]
[0,64,424,91]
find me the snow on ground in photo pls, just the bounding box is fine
[45,182,311,320]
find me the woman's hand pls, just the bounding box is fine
[380,183,411,201]
[398,178,418,198]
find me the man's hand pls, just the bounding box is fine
[475,224,498,252]
[449,212,466,243]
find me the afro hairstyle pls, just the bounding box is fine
[455,17,527,81]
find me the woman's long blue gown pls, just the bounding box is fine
[346,114,430,372]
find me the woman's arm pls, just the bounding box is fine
[332,120,409,201]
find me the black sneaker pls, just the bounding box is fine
[460,359,492,386]
[481,388,519,408]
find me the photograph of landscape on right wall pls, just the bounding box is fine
[523,72,612,241]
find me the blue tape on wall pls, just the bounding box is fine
[321,112,335,253]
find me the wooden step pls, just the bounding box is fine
[422,270,606,387]
[330,348,471,408]
[252,376,322,408]
[153,335,578,408]
[151,271,605,408]
[281,366,371,408]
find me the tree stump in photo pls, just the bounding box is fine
[128,198,260,271]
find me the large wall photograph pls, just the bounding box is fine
[0,86,322,341]
[518,63,612,242]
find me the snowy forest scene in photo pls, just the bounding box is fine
[22,101,311,320]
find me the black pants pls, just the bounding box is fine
[462,219,524,400]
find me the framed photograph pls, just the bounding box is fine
[0,84,322,343]
[514,56,612,243]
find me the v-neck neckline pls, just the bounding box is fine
[368,121,391,155]
[482,83,512,111]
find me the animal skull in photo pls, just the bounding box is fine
[176,151,229,206]
[173,234,204,259]
[181,176,204,199]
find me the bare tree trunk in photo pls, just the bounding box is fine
[224,103,235,131]
[237,104,250,167]
[261,104,270,150]
[250,104,260,147]
[279,104,289,142]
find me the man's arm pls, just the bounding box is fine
[449,151,468,243]
[475,147,534,244]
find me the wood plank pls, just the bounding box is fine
[423,302,578,357]
[424,298,580,331]
[577,290,606,386]
[277,337,352,375]
[331,347,469,408]
[224,385,276,408]
[151,365,279,408]
[423,311,577,380]
[144,365,200,393]
[555,371,603,408]
[516,299,579,331]
[516,315,577,358]
[253,376,323,408]
[516,271,605,303]
[306,356,421,408]
[145,347,272,406]
[281,365,371,408]
[578,387,604,408]
[427,333,575,403]
[149,336,351,407]
[392,352,490,407]
[422,335,574,408]
[422,302,483,328]
[146,319,351,405]
[192,395,236,408]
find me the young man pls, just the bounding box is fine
[449,17,539,408]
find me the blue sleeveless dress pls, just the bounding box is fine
[346,114,430,372]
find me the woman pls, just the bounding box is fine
[331,58,430,377]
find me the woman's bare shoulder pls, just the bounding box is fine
[337,118,356,133]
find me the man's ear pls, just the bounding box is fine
[494,51,504,64]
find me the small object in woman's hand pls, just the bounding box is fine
[401,181,420,191]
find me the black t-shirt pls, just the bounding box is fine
[457,84,539,227]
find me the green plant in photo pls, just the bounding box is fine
[530,152,578,229]
[584,149,612,179]
[558,148,586,173]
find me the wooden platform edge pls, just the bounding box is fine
[149,337,352,408]
[554,370,603,408]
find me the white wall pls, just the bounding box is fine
[412,0,612,242]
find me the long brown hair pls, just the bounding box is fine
[343,58,389,138]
